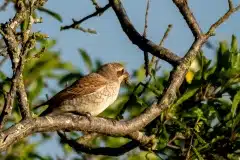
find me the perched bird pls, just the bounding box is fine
[38,62,129,116]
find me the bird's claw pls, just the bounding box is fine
[99,116,117,125]
[82,112,92,122]
[67,111,92,122]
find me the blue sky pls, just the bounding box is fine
[0,0,240,158]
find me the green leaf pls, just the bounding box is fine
[20,19,29,32]
[78,49,93,72]
[95,59,103,71]
[40,39,57,49]
[172,87,199,108]
[219,41,229,54]
[216,98,232,110]
[63,144,73,155]
[57,62,74,70]
[28,77,44,102]
[0,71,6,80]
[231,35,238,53]
[157,125,169,150]
[38,7,63,22]
[231,90,240,117]
[135,66,145,82]
[231,52,240,70]
[217,41,230,70]
[211,135,224,144]
[232,111,240,130]
[59,72,83,85]
[194,132,207,144]
[194,121,204,132]
[192,147,204,160]
[204,65,216,80]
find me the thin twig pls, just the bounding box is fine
[0,56,8,67]
[0,0,46,128]
[205,2,240,37]
[74,25,97,34]
[58,131,139,156]
[143,0,151,77]
[159,24,173,47]
[16,6,37,119]
[0,0,240,154]
[185,135,193,160]
[0,62,23,128]
[58,130,155,156]
[91,0,101,10]
[150,24,173,69]
[228,0,234,9]
[0,47,8,57]
[61,3,111,30]
[0,0,9,11]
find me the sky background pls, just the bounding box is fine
[0,0,240,159]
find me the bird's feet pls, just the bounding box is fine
[98,116,118,125]
[81,112,92,122]
[67,111,92,122]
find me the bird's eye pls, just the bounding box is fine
[117,69,124,77]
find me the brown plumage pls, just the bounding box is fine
[39,62,129,116]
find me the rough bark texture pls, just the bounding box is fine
[0,0,239,156]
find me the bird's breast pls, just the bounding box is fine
[60,82,120,116]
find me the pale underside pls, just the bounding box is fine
[41,73,120,116]
[56,82,120,116]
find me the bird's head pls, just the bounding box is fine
[97,63,129,84]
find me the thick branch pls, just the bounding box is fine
[172,0,203,38]
[0,0,46,128]
[0,115,150,151]
[15,14,37,120]
[59,131,139,156]
[58,131,154,156]
[0,0,239,154]
[109,0,181,66]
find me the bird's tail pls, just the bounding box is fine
[33,101,51,117]
[33,101,48,109]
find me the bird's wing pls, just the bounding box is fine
[48,73,108,105]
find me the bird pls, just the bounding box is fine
[37,62,129,116]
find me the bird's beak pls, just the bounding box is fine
[123,71,130,86]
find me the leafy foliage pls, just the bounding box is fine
[48,35,240,160]
[0,38,76,160]
[0,1,240,159]
[1,29,240,159]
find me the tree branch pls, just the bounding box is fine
[58,131,139,156]
[143,0,150,76]
[0,0,9,12]
[15,1,38,120]
[172,0,203,38]
[0,0,239,154]
[109,0,181,66]
[205,1,240,37]
[58,131,155,156]
[0,0,25,126]
[61,3,111,31]
[0,114,160,152]
[0,0,47,128]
